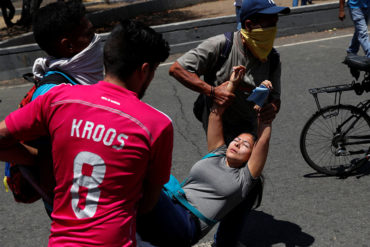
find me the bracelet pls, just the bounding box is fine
[210,86,215,98]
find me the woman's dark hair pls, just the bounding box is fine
[32,1,86,57]
[104,19,170,82]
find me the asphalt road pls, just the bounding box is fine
[0,28,369,247]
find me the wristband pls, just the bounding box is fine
[210,86,215,98]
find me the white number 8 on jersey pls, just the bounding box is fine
[70,151,106,219]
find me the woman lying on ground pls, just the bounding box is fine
[137,66,275,247]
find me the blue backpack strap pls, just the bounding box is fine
[41,70,78,86]
[32,84,57,100]
[173,190,218,226]
[180,153,224,187]
[201,153,224,160]
[204,32,234,85]
[32,70,79,100]
[163,175,218,226]
[221,32,234,60]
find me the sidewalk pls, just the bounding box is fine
[129,0,336,27]
[0,0,145,40]
[0,0,337,40]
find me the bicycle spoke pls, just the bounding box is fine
[309,143,333,167]
[300,104,370,175]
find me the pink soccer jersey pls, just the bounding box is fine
[6,81,173,246]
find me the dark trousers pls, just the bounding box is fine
[214,178,262,247]
[137,191,201,247]
[214,197,253,247]
[0,0,15,27]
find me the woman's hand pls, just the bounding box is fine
[227,65,246,92]
[213,65,246,107]
[260,80,273,90]
[213,81,235,106]
[253,80,273,112]
[257,103,276,124]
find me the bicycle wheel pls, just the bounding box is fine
[300,104,370,175]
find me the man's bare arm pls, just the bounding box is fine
[138,181,163,214]
[169,61,235,106]
[0,120,37,165]
[339,0,346,20]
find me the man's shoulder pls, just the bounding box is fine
[34,84,97,106]
[178,32,235,63]
[192,33,230,50]
[206,32,239,47]
[133,103,173,142]
[33,83,74,99]
[32,82,75,100]
[47,83,86,96]
[140,102,173,126]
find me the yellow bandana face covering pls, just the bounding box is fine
[241,26,277,62]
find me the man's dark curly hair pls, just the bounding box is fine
[32,1,86,57]
[104,19,170,82]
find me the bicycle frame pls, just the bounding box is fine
[300,56,370,175]
[334,107,370,149]
[308,82,370,155]
[309,84,353,112]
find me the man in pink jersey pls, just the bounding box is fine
[0,20,172,247]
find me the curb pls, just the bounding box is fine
[154,2,351,54]
[87,0,217,27]
[0,2,352,81]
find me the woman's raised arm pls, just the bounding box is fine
[247,121,272,178]
[207,66,246,152]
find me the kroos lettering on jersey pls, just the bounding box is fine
[71,119,128,150]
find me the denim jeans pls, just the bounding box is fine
[292,0,307,7]
[348,7,370,57]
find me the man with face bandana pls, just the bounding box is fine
[170,0,289,143]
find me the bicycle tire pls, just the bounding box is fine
[300,104,370,176]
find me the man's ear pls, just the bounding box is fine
[61,38,71,50]
[60,38,76,57]
[133,63,150,83]
[140,63,150,76]
[244,19,253,32]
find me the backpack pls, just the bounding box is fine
[4,70,79,204]
[192,32,280,123]
[19,70,78,108]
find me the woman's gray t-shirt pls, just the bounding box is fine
[182,145,257,235]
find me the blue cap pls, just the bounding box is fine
[240,0,290,23]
